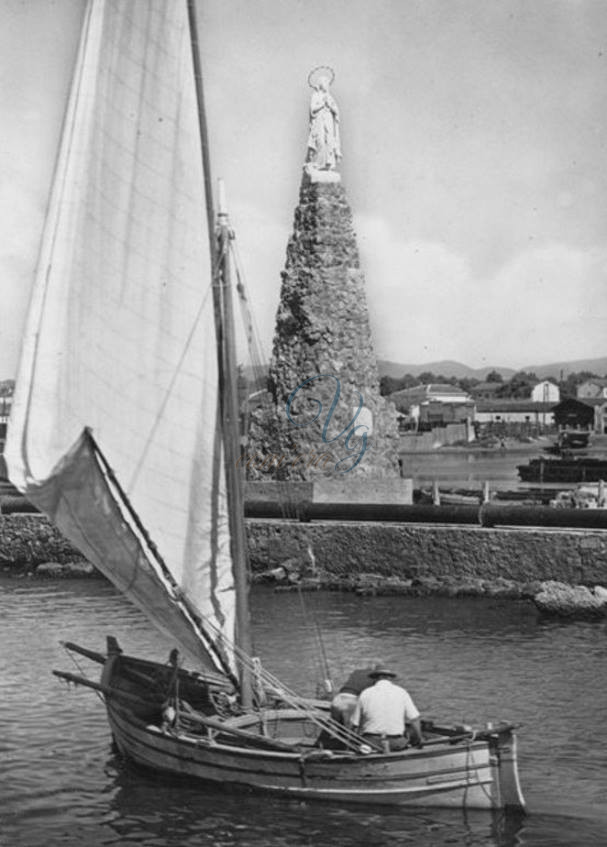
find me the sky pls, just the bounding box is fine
[1,0,606,377]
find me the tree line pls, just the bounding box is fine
[380,370,606,400]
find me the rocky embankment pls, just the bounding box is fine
[0,515,95,578]
[532,581,607,618]
[254,557,607,617]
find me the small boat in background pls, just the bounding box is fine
[518,456,607,483]
[550,483,607,509]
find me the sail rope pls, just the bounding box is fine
[229,232,335,697]
[222,231,342,714]
[188,608,375,753]
[296,582,333,698]
[230,238,267,391]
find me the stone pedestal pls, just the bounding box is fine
[247,172,400,482]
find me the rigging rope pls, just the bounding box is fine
[192,606,373,753]
[63,643,105,704]
[229,235,334,695]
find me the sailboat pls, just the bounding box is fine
[6,0,525,810]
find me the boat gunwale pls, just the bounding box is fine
[106,698,501,766]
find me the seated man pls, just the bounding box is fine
[352,663,422,751]
[330,667,375,727]
[315,667,374,749]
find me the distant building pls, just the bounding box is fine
[420,400,475,428]
[0,380,14,463]
[470,379,559,403]
[577,378,607,400]
[469,381,502,400]
[390,384,473,430]
[474,400,555,427]
[391,383,471,406]
[552,398,607,433]
[530,380,560,403]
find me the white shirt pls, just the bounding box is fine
[353,679,420,735]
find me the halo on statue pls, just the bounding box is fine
[307,65,335,89]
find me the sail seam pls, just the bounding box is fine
[127,282,213,495]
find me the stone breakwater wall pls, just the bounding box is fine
[247,520,607,587]
[2,514,606,589]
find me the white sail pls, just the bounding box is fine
[6,0,236,677]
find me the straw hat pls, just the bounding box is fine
[369,663,397,679]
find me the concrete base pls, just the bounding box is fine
[303,165,341,182]
[244,479,412,505]
[313,478,413,504]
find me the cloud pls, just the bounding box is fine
[357,214,607,368]
[0,180,47,376]
[226,200,291,361]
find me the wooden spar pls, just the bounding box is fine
[176,707,307,752]
[52,670,156,707]
[217,181,253,708]
[187,0,253,708]
[61,641,105,664]
[53,670,299,753]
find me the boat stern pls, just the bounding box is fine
[490,725,526,811]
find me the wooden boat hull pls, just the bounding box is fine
[101,656,525,811]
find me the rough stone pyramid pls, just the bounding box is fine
[247,170,400,481]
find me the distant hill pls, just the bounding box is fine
[241,356,607,384]
[377,356,607,381]
[377,359,516,380]
[521,357,607,380]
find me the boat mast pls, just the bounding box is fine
[216,184,253,708]
[187,0,253,707]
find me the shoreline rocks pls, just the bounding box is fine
[253,564,544,604]
[533,581,607,618]
[2,560,101,579]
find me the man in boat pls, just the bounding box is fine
[330,666,375,727]
[352,664,423,751]
[315,667,375,749]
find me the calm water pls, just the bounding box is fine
[1,576,606,846]
[400,449,537,491]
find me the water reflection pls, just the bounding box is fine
[103,761,527,847]
[399,449,533,491]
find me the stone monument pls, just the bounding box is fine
[246,69,401,487]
